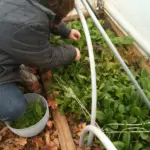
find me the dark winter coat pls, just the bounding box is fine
[0,0,76,84]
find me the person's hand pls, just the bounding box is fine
[69,29,81,41]
[74,48,81,61]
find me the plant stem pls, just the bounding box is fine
[106,131,150,134]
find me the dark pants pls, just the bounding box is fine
[0,83,27,121]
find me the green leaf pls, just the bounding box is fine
[113,141,125,150]
[115,114,124,122]
[123,132,130,149]
[114,101,120,110]
[11,98,46,129]
[131,107,141,116]
[142,147,150,150]
[106,110,114,122]
[127,116,137,124]
[133,143,143,150]
[141,68,148,78]
[118,104,125,113]
[96,111,105,122]
[141,108,149,116]
[140,133,149,140]
[140,78,148,90]
[112,36,134,45]
[110,120,119,129]
[56,100,65,105]
[146,136,150,142]
[144,120,150,128]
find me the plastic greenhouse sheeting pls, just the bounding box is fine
[104,0,150,57]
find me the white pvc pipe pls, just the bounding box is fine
[75,0,97,146]
[104,1,150,56]
[81,0,150,110]
[79,125,117,150]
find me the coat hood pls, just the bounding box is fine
[27,0,57,21]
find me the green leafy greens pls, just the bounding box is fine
[50,18,150,149]
[11,98,46,129]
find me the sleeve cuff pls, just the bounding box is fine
[63,45,76,65]
[61,26,71,38]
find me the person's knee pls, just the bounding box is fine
[9,100,27,121]
[0,83,27,122]
[0,99,27,122]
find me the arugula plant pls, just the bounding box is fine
[50,18,150,149]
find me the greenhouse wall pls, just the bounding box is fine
[103,0,150,58]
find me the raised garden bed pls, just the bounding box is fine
[48,18,150,150]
